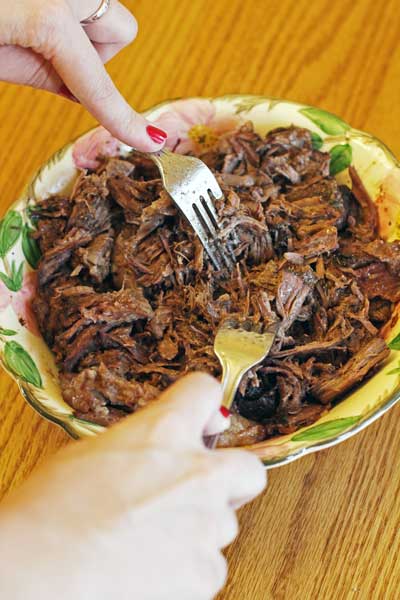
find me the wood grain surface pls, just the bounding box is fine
[0,0,399,598]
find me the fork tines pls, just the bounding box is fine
[143,149,236,273]
[191,191,236,272]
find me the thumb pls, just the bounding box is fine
[106,373,223,450]
[48,11,167,152]
[156,372,223,442]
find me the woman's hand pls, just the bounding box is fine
[0,373,266,600]
[0,1,167,150]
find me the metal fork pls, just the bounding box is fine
[140,149,235,271]
[204,319,277,449]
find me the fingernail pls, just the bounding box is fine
[146,125,168,144]
[220,406,230,418]
[58,85,79,103]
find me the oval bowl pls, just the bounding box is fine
[2,95,400,468]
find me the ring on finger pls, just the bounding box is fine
[81,0,111,26]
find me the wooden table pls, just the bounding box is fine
[1,0,399,597]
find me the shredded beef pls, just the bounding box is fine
[31,128,394,445]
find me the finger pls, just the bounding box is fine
[182,547,227,600]
[0,45,110,102]
[104,372,222,449]
[83,1,138,46]
[214,552,228,594]
[203,409,231,437]
[47,8,166,150]
[170,505,238,550]
[93,41,126,64]
[198,550,228,598]
[213,449,267,507]
[217,508,239,548]
[151,373,223,446]
[0,46,62,92]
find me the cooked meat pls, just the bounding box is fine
[73,230,114,283]
[217,414,267,447]
[32,123,395,445]
[312,337,389,404]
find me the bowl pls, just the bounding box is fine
[2,95,400,468]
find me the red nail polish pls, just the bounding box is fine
[220,406,230,418]
[58,85,79,103]
[146,125,168,144]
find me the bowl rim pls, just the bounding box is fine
[4,93,400,468]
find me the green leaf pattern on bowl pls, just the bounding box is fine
[387,366,400,375]
[299,107,350,135]
[388,332,400,350]
[0,260,24,292]
[329,144,353,175]
[4,340,42,388]
[22,224,41,269]
[0,210,22,257]
[291,416,361,442]
[310,132,324,150]
[0,327,18,336]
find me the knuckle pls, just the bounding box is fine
[121,13,138,45]
[27,60,54,90]
[229,448,264,473]
[26,0,68,52]
[116,4,138,45]
[217,449,267,492]
[241,452,267,491]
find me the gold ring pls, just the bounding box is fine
[81,0,111,26]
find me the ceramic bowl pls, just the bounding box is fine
[1,95,400,468]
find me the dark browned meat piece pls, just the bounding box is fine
[60,363,159,425]
[272,336,346,358]
[148,305,173,339]
[31,123,396,446]
[68,173,111,233]
[312,337,389,404]
[354,262,400,302]
[294,226,338,259]
[364,239,400,275]
[74,230,114,283]
[51,288,153,370]
[30,196,72,253]
[217,414,267,448]
[108,176,163,223]
[38,228,93,285]
[276,268,313,332]
[33,218,67,254]
[264,403,328,436]
[58,287,153,330]
[348,166,379,241]
[80,349,135,376]
[158,333,179,360]
[101,157,135,178]
[136,191,177,241]
[369,299,393,323]
[62,325,101,371]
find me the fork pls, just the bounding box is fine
[203,319,277,449]
[139,148,235,271]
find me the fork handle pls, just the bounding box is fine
[203,362,245,449]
